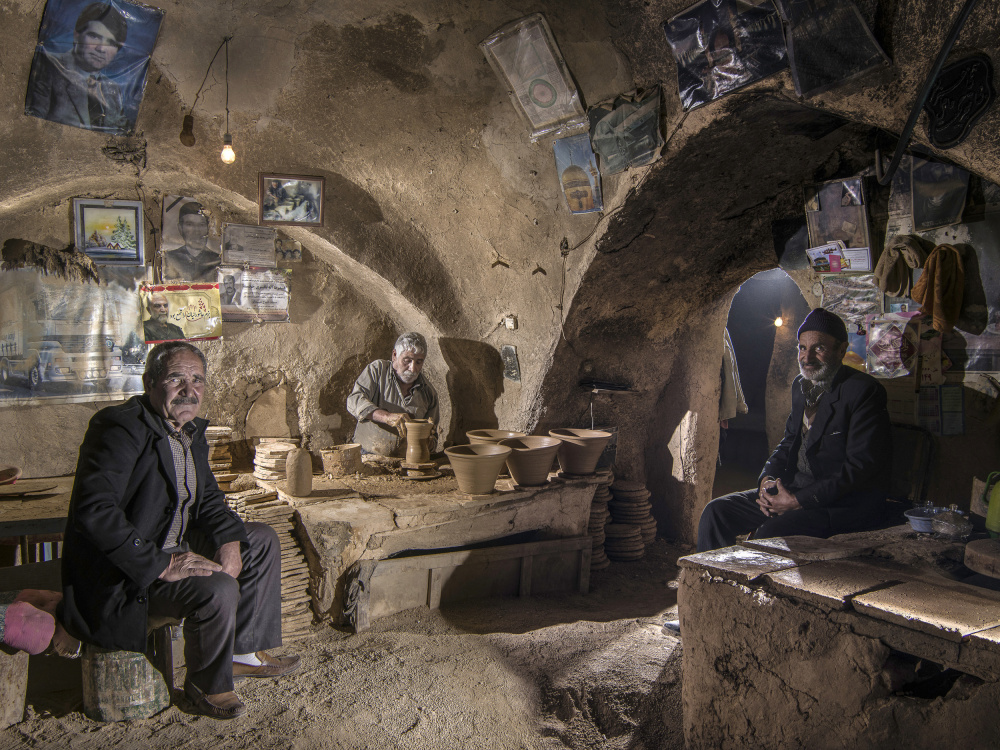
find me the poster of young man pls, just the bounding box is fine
[25,0,164,134]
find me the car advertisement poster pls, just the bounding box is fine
[0,267,146,406]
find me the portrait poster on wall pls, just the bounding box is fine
[663,0,787,111]
[73,198,144,265]
[140,283,221,343]
[161,195,221,282]
[25,0,165,134]
[480,13,587,140]
[0,267,146,405]
[553,133,603,215]
[219,268,291,323]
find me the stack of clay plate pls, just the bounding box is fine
[253,439,298,482]
[205,426,237,491]
[588,474,613,570]
[610,479,657,546]
[603,523,645,561]
[239,489,313,640]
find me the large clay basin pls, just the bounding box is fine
[499,436,561,486]
[548,428,612,475]
[445,444,512,494]
[466,429,526,445]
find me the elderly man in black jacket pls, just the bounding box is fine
[697,308,892,552]
[61,341,299,719]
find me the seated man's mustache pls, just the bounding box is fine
[171,396,199,406]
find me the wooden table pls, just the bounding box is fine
[0,476,74,538]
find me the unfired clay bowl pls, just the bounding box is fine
[548,428,612,475]
[466,429,527,445]
[445,444,512,494]
[499,436,562,486]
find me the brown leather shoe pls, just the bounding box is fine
[232,650,301,678]
[184,683,246,719]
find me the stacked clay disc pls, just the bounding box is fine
[603,523,645,561]
[205,426,237,491]
[610,479,657,546]
[589,475,613,570]
[253,439,298,481]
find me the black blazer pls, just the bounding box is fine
[760,367,892,511]
[61,396,248,652]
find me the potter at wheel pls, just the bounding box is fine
[346,332,440,458]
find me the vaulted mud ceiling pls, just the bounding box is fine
[1,0,999,543]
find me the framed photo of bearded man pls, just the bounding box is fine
[24,0,165,134]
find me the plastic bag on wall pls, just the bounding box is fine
[588,87,664,175]
[867,313,920,378]
[663,0,787,111]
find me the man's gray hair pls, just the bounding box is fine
[144,341,208,384]
[393,332,427,357]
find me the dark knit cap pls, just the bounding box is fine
[797,308,848,342]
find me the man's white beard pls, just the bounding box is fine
[800,360,838,382]
[397,370,419,384]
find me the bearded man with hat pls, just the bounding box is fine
[697,308,892,552]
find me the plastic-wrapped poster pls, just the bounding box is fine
[820,273,880,325]
[866,314,921,378]
[140,283,221,343]
[25,0,164,134]
[480,13,586,140]
[773,0,888,98]
[911,159,970,232]
[219,268,291,323]
[804,177,872,261]
[588,88,664,175]
[552,133,603,214]
[161,195,221,282]
[663,0,787,111]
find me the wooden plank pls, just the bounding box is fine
[519,555,533,597]
[427,568,443,609]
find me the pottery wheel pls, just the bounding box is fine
[402,470,443,480]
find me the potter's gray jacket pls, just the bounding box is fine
[60,395,247,652]
[760,366,891,510]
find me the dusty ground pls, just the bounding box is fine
[1,540,689,750]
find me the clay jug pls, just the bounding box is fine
[548,428,612,475]
[445,444,512,494]
[499,436,562,486]
[285,447,313,496]
[405,419,433,464]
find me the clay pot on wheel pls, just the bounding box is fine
[445,444,512,494]
[548,428,612,475]
[499,436,561,486]
[405,419,433,464]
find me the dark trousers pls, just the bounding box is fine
[147,522,282,694]
[697,489,885,553]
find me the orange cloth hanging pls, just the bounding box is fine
[910,243,964,333]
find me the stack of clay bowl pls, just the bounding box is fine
[549,428,612,476]
[498,435,561,487]
[444,443,512,495]
[609,480,656,546]
[603,523,645,562]
[467,430,525,477]
[253,438,299,482]
[588,474,613,570]
[205,426,236,491]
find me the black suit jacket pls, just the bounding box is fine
[61,396,247,652]
[760,367,891,512]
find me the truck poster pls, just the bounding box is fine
[0,268,146,405]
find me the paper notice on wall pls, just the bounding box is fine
[807,242,872,273]
[220,268,290,323]
[222,224,277,268]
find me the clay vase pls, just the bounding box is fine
[466,429,527,445]
[499,436,562,486]
[445,444,512,494]
[405,419,433,464]
[321,443,362,477]
[285,447,313,496]
[548,428,612,475]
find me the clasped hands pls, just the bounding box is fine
[757,477,801,517]
[158,540,243,582]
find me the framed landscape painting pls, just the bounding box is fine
[73,198,144,265]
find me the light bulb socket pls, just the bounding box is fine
[179,114,196,147]
[221,133,235,164]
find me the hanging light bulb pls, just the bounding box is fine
[774,316,784,327]
[221,133,235,164]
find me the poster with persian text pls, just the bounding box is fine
[140,283,221,343]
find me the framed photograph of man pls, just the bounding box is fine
[25,0,165,134]
[161,195,221,282]
[73,198,144,264]
[259,174,325,227]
